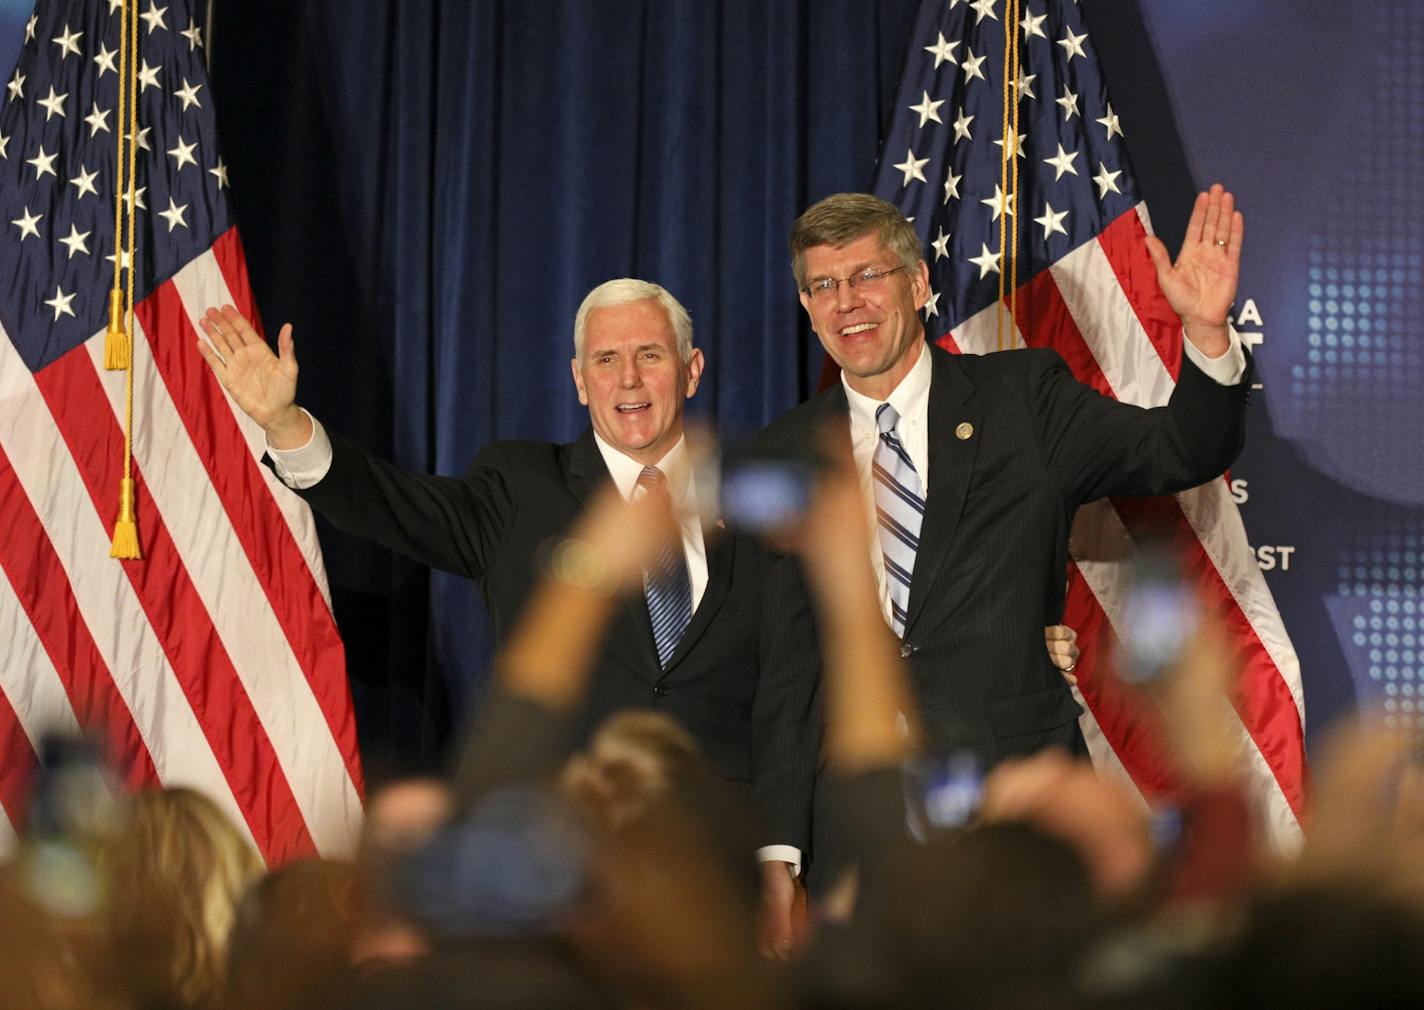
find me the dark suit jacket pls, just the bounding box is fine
[286,428,819,851]
[757,342,1250,764]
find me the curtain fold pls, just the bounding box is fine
[213,0,921,771]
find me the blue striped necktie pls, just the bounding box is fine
[637,466,693,668]
[873,403,925,638]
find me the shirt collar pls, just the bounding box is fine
[841,339,933,433]
[592,431,692,504]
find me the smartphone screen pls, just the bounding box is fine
[1114,546,1200,685]
[718,458,815,534]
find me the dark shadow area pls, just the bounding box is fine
[210,0,447,776]
[1080,0,1199,250]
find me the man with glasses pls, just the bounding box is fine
[759,189,1250,891]
[198,278,818,957]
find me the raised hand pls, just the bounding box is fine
[196,305,310,448]
[1145,183,1243,357]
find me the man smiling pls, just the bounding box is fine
[570,295,705,465]
[759,189,1250,888]
[198,278,819,956]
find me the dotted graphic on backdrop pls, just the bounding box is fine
[1297,246,1422,398]
[1288,0,1424,500]
[1339,532,1423,732]
[1299,0,1424,724]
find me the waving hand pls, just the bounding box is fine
[1145,183,1243,357]
[197,305,312,448]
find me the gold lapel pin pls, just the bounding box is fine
[955,422,974,440]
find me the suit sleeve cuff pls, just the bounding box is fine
[266,409,333,489]
[756,844,803,876]
[1183,326,1246,385]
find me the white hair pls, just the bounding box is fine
[572,278,694,363]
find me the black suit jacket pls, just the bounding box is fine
[286,428,819,851]
[758,342,1249,763]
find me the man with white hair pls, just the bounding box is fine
[199,279,818,956]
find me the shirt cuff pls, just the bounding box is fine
[266,409,333,489]
[1182,326,1246,386]
[756,844,803,877]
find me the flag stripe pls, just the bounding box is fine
[946,298,1027,354]
[0,662,39,841]
[0,323,251,846]
[0,536,86,748]
[1074,496,1305,842]
[1045,218,1180,407]
[1113,493,1309,818]
[196,230,335,608]
[210,227,264,337]
[1101,207,1182,380]
[1063,567,1152,805]
[32,342,314,863]
[0,445,155,789]
[92,306,361,855]
[1176,478,1306,718]
[139,270,363,799]
[1063,516,1186,801]
[1014,267,1115,398]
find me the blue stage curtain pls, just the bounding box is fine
[210,0,921,775]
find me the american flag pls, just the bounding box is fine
[873,0,1306,846]
[0,0,363,862]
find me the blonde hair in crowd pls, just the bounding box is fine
[99,787,265,1007]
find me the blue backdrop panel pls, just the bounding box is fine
[1122,0,1424,747]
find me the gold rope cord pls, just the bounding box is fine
[995,0,1012,351]
[102,0,131,368]
[109,0,141,560]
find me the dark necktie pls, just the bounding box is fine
[637,466,693,668]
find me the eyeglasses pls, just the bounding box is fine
[800,264,909,301]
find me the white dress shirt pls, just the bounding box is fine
[841,334,1247,629]
[590,432,708,611]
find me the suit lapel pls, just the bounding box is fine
[808,384,853,449]
[565,428,611,506]
[664,389,851,676]
[565,430,664,675]
[904,347,980,635]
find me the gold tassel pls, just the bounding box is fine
[108,0,143,562]
[103,289,131,370]
[109,477,142,560]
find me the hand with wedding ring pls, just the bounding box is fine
[1143,183,1243,358]
[1045,624,1081,686]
